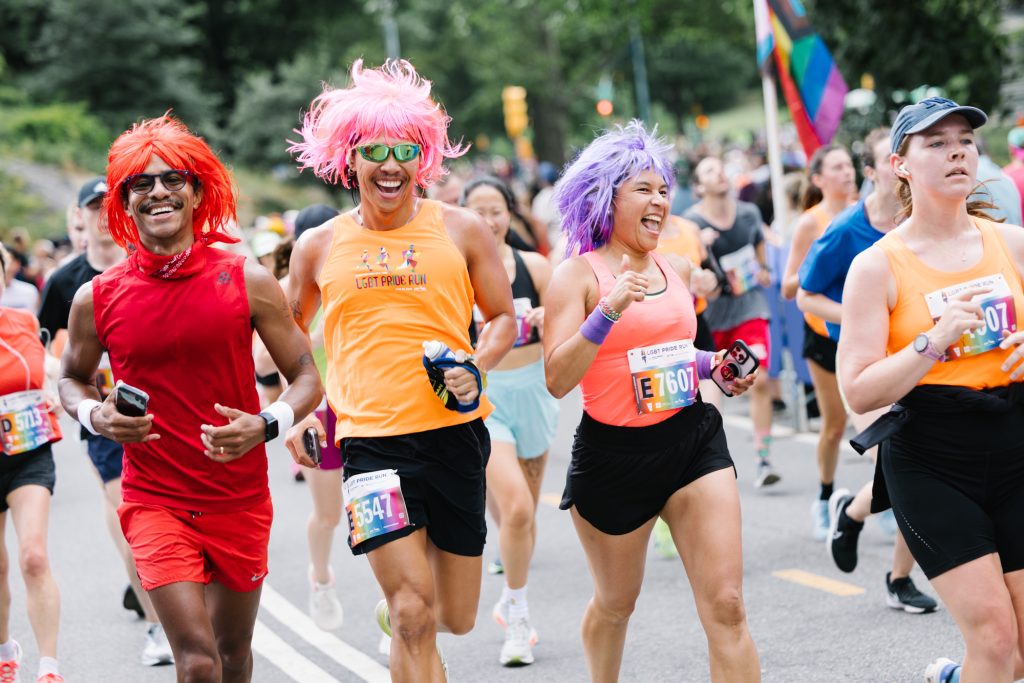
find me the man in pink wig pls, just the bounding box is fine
[286,60,516,681]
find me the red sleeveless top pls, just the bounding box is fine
[92,245,267,512]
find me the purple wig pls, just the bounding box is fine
[554,120,674,257]
[289,59,467,189]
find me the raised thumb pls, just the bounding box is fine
[620,254,631,274]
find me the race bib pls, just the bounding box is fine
[513,297,534,347]
[718,244,761,296]
[924,273,1018,360]
[343,469,411,547]
[627,340,698,414]
[0,390,59,456]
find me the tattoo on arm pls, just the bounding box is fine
[298,352,314,367]
[290,300,303,324]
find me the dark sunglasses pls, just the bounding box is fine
[357,143,421,163]
[123,169,193,195]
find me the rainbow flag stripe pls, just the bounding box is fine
[755,0,848,156]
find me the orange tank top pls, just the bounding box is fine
[579,251,698,427]
[317,199,492,437]
[657,215,707,315]
[802,203,833,337]
[878,218,1024,390]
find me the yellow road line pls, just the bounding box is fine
[772,569,865,596]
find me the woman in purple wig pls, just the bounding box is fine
[543,121,761,682]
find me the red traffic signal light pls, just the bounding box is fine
[596,99,614,117]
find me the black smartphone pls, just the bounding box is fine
[114,382,149,417]
[303,427,322,467]
[711,340,761,397]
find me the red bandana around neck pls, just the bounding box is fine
[131,234,225,280]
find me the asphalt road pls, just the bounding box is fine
[9,390,962,682]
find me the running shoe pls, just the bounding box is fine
[753,460,780,488]
[123,584,144,619]
[492,598,539,643]
[810,499,830,541]
[34,676,62,683]
[141,623,174,667]
[375,599,392,638]
[652,518,678,559]
[886,573,938,614]
[500,617,536,667]
[378,633,391,657]
[924,657,960,682]
[877,508,898,537]
[827,489,861,573]
[308,567,344,631]
[0,639,20,683]
[487,557,504,575]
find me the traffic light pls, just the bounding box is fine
[596,99,614,117]
[502,86,529,139]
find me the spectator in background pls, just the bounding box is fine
[249,229,281,272]
[1002,125,1024,223]
[0,246,40,310]
[64,202,87,260]
[974,136,1022,226]
[531,161,561,251]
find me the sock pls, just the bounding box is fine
[0,640,16,661]
[820,482,834,501]
[38,656,59,678]
[505,585,529,621]
[754,431,772,460]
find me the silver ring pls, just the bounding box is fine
[219,446,225,455]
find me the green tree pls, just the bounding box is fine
[809,0,1005,113]
[26,0,216,133]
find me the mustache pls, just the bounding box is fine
[140,197,184,213]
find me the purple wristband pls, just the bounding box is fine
[696,350,715,380]
[580,307,615,345]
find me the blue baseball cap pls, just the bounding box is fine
[890,97,987,154]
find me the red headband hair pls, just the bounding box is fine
[104,115,238,248]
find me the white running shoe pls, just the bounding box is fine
[492,598,539,644]
[500,617,536,666]
[753,460,780,488]
[375,599,392,638]
[923,657,959,683]
[810,499,830,541]
[141,624,174,667]
[308,567,344,631]
[378,633,391,657]
[0,639,20,683]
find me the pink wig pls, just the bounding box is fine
[105,115,237,249]
[289,59,466,189]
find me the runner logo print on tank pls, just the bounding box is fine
[925,273,1018,360]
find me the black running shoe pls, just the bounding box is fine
[886,572,938,614]
[123,584,144,618]
[827,490,862,573]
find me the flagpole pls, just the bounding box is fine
[760,70,788,237]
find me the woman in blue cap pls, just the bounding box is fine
[839,97,1024,683]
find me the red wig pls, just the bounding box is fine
[104,115,238,248]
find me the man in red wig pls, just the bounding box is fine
[58,115,322,683]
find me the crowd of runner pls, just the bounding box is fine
[2,58,1024,683]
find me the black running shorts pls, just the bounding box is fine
[883,405,1024,580]
[0,446,56,512]
[801,321,837,373]
[340,419,490,557]
[560,397,735,535]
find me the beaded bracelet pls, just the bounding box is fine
[598,297,621,322]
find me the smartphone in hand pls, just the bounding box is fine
[711,340,760,397]
[303,427,322,467]
[114,383,149,417]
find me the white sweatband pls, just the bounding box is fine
[265,401,295,439]
[77,399,102,436]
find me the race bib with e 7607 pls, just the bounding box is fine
[924,273,1018,361]
[627,340,698,414]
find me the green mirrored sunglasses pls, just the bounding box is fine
[357,143,421,163]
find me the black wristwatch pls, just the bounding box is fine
[258,411,279,442]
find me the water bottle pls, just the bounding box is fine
[422,341,479,412]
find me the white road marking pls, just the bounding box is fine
[260,583,392,683]
[252,620,341,682]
